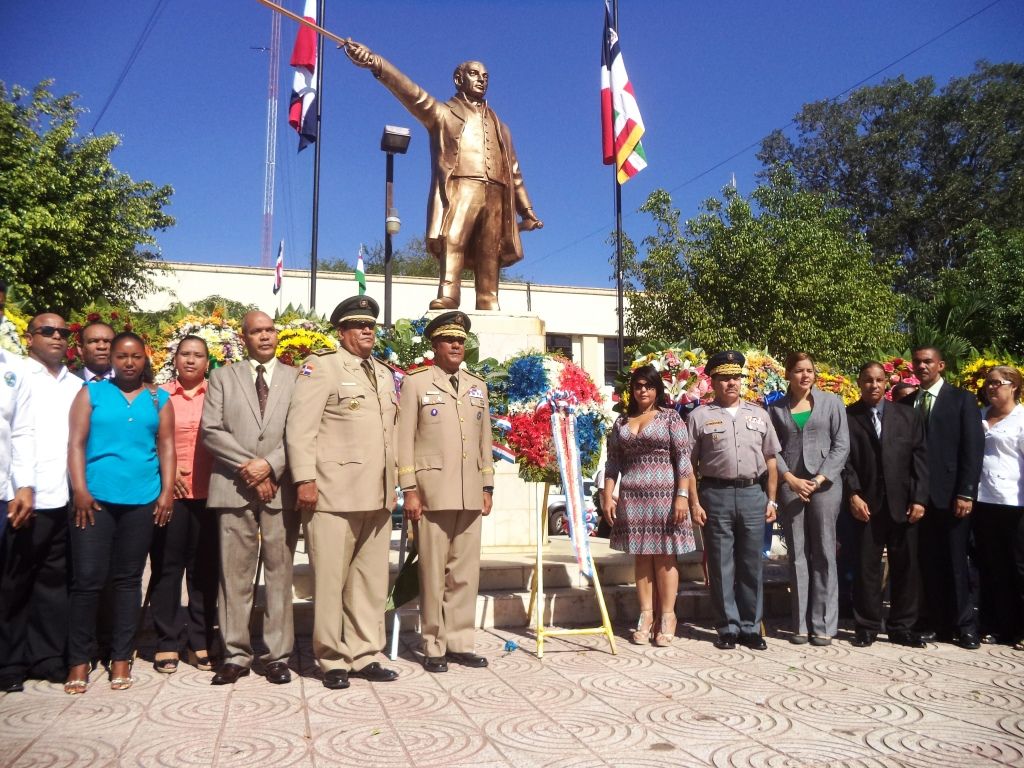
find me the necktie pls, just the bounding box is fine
[921,390,933,421]
[450,374,459,393]
[872,407,882,438]
[255,364,269,416]
[361,358,377,391]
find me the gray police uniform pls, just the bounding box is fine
[689,401,781,637]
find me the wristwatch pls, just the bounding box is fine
[767,499,779,509]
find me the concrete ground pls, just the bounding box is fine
[2,622,1022,768]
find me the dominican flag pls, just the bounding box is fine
[272,240,284,294]
[288,0,319,151]
[601,0,647,183]
[492,443,516,463]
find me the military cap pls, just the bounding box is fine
[706,350,746,377]
[425,311,471,341]
[330,295,379,326]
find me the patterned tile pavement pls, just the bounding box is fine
[2,623,1023,767]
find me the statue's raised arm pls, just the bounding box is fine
[344,41,542,311]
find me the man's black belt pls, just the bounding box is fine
[699,475,764,489]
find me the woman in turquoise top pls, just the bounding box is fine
[768,352,850,645]
[65,332,175,693]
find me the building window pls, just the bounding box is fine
[604,337,637,386]
[546,334,573,360]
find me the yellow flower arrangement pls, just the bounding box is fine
[276,328,337,367]
[955,356,1024,397]
[0,309,28,356]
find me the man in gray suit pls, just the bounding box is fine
[201,311,298,686]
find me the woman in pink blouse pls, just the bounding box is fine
[149,336,219,672]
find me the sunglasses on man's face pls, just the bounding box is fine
[31,326,72,340]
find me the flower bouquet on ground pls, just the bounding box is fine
[0,309,27,356]
[955,354,1024,399]
[742,349,787,407]
[152,312,244,383]
[617,342,711,414]
[879,356,919,400]
[815,364,860,405]
[490,351,609,485]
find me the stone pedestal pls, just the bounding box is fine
[458,311,548,552]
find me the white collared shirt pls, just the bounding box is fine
[0,349,35,501]
[979,403,1024,507]
[23,357,82,508]
[82,366,113,382]
[248,357,278,386]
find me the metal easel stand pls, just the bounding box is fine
[526,483,617,659]
[388,521,418,660]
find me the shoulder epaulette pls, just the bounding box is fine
[463,369,486,382]
[406,365,431,375]
[313,348,337,356]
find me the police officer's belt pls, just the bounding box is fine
[699,475,765,489]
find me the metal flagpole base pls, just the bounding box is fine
[527,483,617,659]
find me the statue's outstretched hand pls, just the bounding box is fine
[344,38,375,68]
[519,212,544,232]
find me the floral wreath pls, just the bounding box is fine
[490,352,609,484]
[955,355,1024,401]
[0,309,28,356]
[152,313,244,383]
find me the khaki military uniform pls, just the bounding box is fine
[689,401,781,637]
[285,346,398,673]
[397,365,493,657]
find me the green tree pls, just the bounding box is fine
[623,173,903,369]
[0,81,174,315]
[758,61,1024,295]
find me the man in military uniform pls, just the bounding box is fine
[398,312,494,673]
[689,351,781,650]
[285,296,400,689]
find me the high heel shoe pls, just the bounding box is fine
[654,613,677,647]
[110,660,134,691]
[188,649,213,672]
[631,610,655,645]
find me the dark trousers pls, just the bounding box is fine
[149,498,221,654]
[853,506,918,633]
[68,501,154,666]
[974,501,1024,642]
[917,503,976,635]
[702,484,766,636]
[0,506,69,680]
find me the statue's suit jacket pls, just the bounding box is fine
[200,361,297,510]
[286,347,398,514]
[768,387,850,505]
[372,56,534,268]
[397,366,494,511]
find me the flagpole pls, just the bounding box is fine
[308,0,325,311]
[612,0,625,370]
[278,240,285,316]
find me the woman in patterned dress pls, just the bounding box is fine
[602,365,697,646]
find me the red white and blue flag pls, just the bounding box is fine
[272,240,284,294]
[288,0,319,151]
[601,0,647,183]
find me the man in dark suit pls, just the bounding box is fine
[74,322,114,382]
[844,362,929,647]
[904,346,984,648]
[201,311,299,685]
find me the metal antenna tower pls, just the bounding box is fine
[260,10,282,267]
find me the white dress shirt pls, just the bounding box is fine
[979,403,1024,507]
[248,357,278,386]
[23,357,82,508]
[0,349,35,501]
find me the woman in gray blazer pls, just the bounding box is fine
[768,352,850,645]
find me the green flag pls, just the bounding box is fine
[355,244,367,295]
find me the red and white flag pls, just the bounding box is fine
[601,0,647,183]
[272,240,284,294]
[288,0,319,151]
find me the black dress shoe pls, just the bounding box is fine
[265,661,291,685]
[916,630,937,643]
[889,630,927,648]
[850,629,877,647]
[738,632,768,650]
[788,634,809,645]
[957,632,981,650]
[714,633,737,650]
[350,662,398,682]
[211,663,250,685]
[423,656,448,674]
[447,651,488,668]
[0,676,25,693]
[809,635,832,647]
[323,670,350,690]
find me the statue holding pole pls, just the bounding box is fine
[345,41,544,311]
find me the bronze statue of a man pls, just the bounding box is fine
[346,41,543,311]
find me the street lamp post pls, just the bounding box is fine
[380,125,411,328]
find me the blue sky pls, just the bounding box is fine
[2,1,1021,290]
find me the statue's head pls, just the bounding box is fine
[453,61,488,102]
